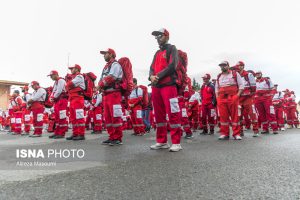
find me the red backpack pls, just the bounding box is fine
[118,57,134,97]
[44,87,54,108]
[137,85,149,109]
[166,47,188,95]
[83,72,97,100]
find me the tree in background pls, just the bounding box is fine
[192,78,201,91]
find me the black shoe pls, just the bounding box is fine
[66,135,74,140]
[102,139,112,145]
[53,135,65,139]
[273,131,278,134]
[261,130,269,134]
[208,130,214,135]
[145,127,151,133]
[131,132,138,136]
[49,134,56,139]
[72,135,85,140]
[29,134,41,138]
[184,134,193,139]
[109,140,123,146]
[200,130,208,135]
[91,131,102,134]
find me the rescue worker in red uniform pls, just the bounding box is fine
[98,48,124,146]
[188,89,200,132]
[91,90,103,134]
[84,100,93,130]
[8,96,16,134]
[149,28,182,152]
[11,90,24,135]
[66,64,86,140]
[215,61,244,140]
[254,71,278,134]
[180,85,193,139]
[27,81,46,137]
[235,61,259,137]
[21,85,32,135]
[272,84,285,131]
[48,70,68,139]
[128,78,146,136]
[200,74,216,135]
[283,90,300,129]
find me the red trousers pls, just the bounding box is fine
[103,92,123,141]
[255,100,278,131]
[69,97,85,136]
[14,112,23,134]
[198,105,203,129]
[217,95,241,137]
[275,106,285,128]
[152,86,182,144]
[9,109,15,132]
[179,97,192,135]
[239,97,259,133]
[189,110,199,130]
[93,107,103,131]
[130,106,145,134]
[54,98,68,136]
[285,107,299,126]
[23,109,32,133]
[32,107,45,135]
[201,104,216,132]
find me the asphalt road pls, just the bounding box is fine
[0,128,300,200]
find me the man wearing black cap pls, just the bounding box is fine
[66,64,86,140]
[149,28,182,152]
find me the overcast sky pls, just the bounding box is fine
[1,0,299,100]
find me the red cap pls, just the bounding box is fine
[100,48,116,58]
[218,61,229,66]
[236,61,245,66]
[202,74,211,80]
[47,70,59,77]
[22,85,29,90]
[152,28,170,37]
[31,81,39,86]
[255,71,262,75]
[68,64,81,71]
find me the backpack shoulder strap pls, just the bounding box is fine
[166,45,175,63]
[264,77,271,88]
[232,70,238,84]
[217,73,222,86]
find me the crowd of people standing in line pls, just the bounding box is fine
[1,28,300,152]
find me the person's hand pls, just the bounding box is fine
[150,75,159,85]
